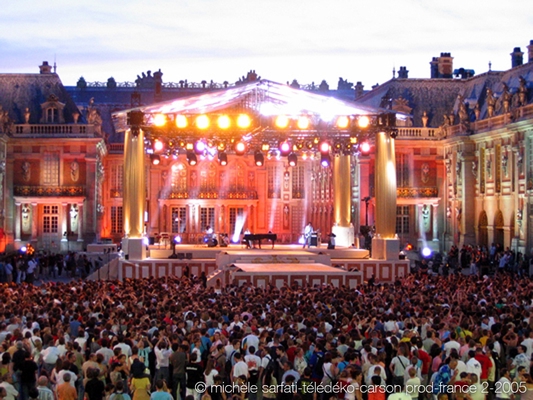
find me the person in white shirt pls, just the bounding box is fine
[303,222,313,248]
[41,339,61,373]
[443,332,461,357]
[231,353,249,383]
[521,331,533,359]
[466,350,482,381]
[0,374,18,400]
[154,337,173,384]
[495,369,513,400]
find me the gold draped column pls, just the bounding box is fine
[372,131,399,259]
[122,128,146,260]
[332,154,354,247]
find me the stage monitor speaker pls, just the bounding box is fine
[185,252,193,260]
[148,237,155,245]
[177,253,185,260]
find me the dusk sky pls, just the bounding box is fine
[1,0,532,89]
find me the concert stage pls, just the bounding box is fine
[88,244,410,287]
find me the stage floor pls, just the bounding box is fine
[147,243,370,260]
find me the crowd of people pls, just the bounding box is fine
[0,267,532,400]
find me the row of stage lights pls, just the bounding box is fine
[148,138,372,167]
[148,112,374,131]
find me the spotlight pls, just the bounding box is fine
[217,115,231,130]
[319,141,330,154]
[236,114,251,129]
[360,141,371,154]
[358,115,370,129]
[175,114,188,128]
[234,141,247,155]
[320,154,331,167]
[422,247,432,257]
[217,141,226,151]
[297,116,310,130]
[196,114,210,130]
[288,152,297,167]
[187,152,197,166]
[194,140,206,154]
[279,141,291,156]
[153,139,164,152]
[261,142,270,152]
[275,115,290,129]
[153,113,167,127]
[254,151,264,166]
[150,154,161,165]
[336,116,350,129]
[218,152,228,166]
[185,142,194,151]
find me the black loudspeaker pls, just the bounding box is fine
[125,255,129,260]
[185,253,193,260]
[177,253,185,260]
[148,237,155,245]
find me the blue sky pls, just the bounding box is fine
[1,0,532,88]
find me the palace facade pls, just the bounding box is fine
[1,40,532,256]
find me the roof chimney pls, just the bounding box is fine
[527,40,533,63]
[430,57,439,78]
[438,53,453,78]
[354,81,364,99]
[39,61,52,74]
[511,47,524,68]
[398,66,409,79]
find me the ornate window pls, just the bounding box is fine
[229,207,244,235]
[171,207,187,233]
[171,163,188,192]
[396,153,409,187]
[200,207,215,232]
[111,206,123,234]
[110,165,123,197]
[43,152,59,186]
[268,165,281,198]
[43,205,59,233]
[291,166,305,198]
[396,205,410,234]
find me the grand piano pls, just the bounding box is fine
[243,233,277,249]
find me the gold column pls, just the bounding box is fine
[374,131,397,238]
[333,155,351,227]
[123,128,145,238]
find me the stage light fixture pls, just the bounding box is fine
[297,116,310,130]
[261,142,270,152]
[358,115,370,129]
[185,142,194,151]
[218,152,228,166]
[217,115,231,129]
[153,139,164,152]
[319,141,330,154]
[187,152,197,166]
[350,136,358,144]
[234,141,247,155]
[237,114,251,129]
[150,154,161,165]
[275,115,290,129]
[175,115,188,129]
[217,141,226,151]
[279,141,291,156]
[196,114,210,130]
[254,151,264,166]
[288,152,297,167]
[320,154,331,167]
[336,116,350,129]
[194,140,206,154]
[305,141,314,150]
[153,113,167,127]
[360,141,371,154]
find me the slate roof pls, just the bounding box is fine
[0,73,83,124]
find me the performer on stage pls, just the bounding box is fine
[303,222,313,248]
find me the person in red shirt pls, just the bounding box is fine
[453,372,472,400]
[474,347,493,383]
[414,338,432,384]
